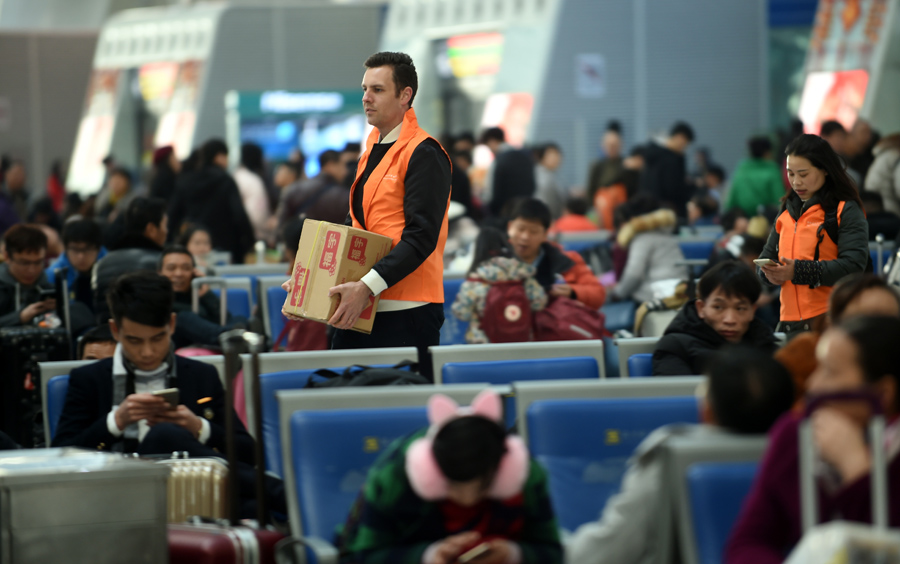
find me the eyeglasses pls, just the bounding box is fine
[9,258,45,269]
[66,246,99,256]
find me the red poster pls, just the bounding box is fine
[319,231,341,275]
[348,235,368,265]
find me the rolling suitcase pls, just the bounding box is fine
[168,330,290,564]
[786,391,900,562]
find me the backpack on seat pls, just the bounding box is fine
[470,278,533,343]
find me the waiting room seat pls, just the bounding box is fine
[39,356,227,446]
[601,301,637,333]
[678,239,716,260]
[555,230,612,253]
[440,277,469,345]
[44,375,70,443]
[442,356,600,385]
[258,275,289,341]
[430,340,605,384]
[657,431,768,564]
[627,353,654,377]
[614,337,660,378]
[687,462,759,564]
[193,276,254,322]
[527,396,699,531]
[255,347,419,477]
[284,406,429,564]
[513,376,703,444]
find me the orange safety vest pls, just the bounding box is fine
[774,201,845,322]
[349,107,451,302]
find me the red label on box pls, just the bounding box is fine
[319,230,341,276]
[359,295,376,320]
[290,262,308,307]
[348,235,368,266]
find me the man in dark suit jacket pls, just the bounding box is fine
[53,271,253,463]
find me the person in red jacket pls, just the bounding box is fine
[507,198,605,309]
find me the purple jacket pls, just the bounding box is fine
[726,413,900,563]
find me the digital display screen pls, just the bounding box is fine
[438,32,504,78]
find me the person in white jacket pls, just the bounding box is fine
[233,143,271,241]
[865,134,900,215]
[564,348,794,564]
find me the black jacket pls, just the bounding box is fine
[652,299,778,376]
[638,142,692,216]
[52,355,254,463]
[169,166,255,264]
[489,147,536,216]
[92,234,163,323]
[0,263,52,327]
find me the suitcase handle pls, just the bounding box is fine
[219,329,268,527]
[800,391,888,533]
[193,277,229,326]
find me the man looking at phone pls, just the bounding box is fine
[652,261,778,376]
[53,271,254,460]
[0,224,56,327]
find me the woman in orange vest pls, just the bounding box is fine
[758,133,869,337]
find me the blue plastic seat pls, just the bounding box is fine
[527,396,699,531]
[210,288,253,320]
[687,462,759,564]
[442,357,599,385]
[266,285,289,341]
[260,364,410,477]
[288,406,428,542]
[441,278,469,345]
[601,301,637,333]
[679,240,716,261]
[627,353,654,377]
[46,374,70,441]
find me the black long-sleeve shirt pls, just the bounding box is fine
[348,138,452,290]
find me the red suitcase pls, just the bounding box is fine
[168,330,289,563]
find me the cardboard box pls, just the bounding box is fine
[283,219,393,333]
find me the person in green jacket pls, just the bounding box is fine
[338,391,563,564]
[725,136,786,217]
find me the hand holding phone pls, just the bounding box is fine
[151,388,180,410]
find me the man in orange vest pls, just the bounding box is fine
[327,52,451,379]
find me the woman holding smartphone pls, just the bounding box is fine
[757,134,868,337]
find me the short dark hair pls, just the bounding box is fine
[670,121,695,142]
[860,190,884,212]
[480,127,506,145]
[318,150,341,168]
[705,164,726,183]
[468,227,512,275]
[240,142,264,173]
[508,198,551,230]
[364,51,418,106]
[720,207,747,232]
[748,136,773,159]
[279,161,303,179]
[3,224,48,256]
[838,316,900,410]
[690,192,719,217]
[201,138,229,167]
[432,416,507,483]
[124,197,167,237]
[62,218,102,248]
[565,197,590,216]
[829,273,900,323]
[107,271,174,327]
[697,260,761,304]
[606,120,622,134]
[820,120,846,137]
[77,324,115,360]
[706,346,795,434]
[536,142,562,161]
[159,244,195,270]
[341,142,361,154]
[739,235,766,259]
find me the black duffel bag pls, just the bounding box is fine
[304,361,429,388]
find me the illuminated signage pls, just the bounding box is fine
[260,91,343,114]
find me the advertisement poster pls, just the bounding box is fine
[67,69,121,194]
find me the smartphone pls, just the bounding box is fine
[458,543,492,563]
[753,258,781,267]
[151,388,180,409]
[38,287,56,300]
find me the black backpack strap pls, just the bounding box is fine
[814,205,840,262]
